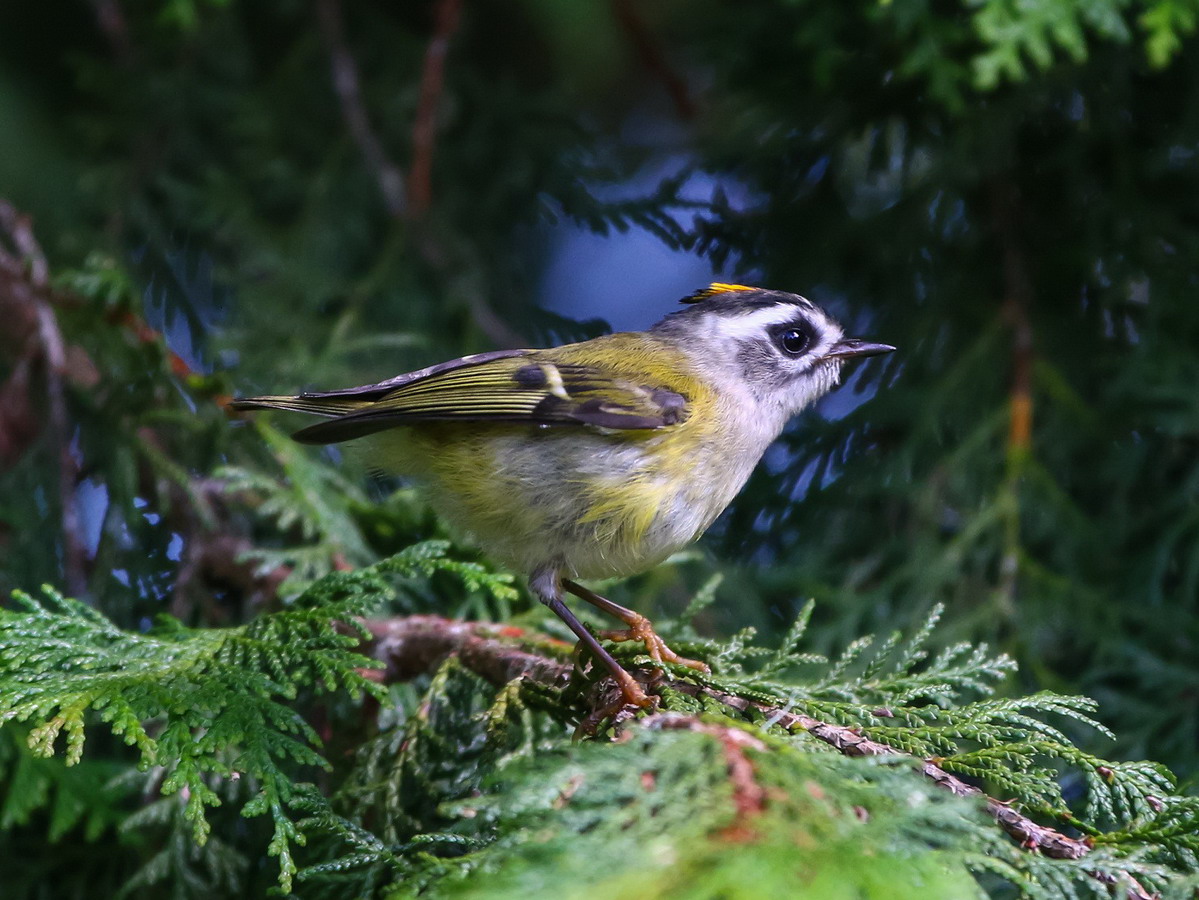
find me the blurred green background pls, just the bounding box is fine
[1,0,1197,786]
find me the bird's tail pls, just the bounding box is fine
[228,394,368,418]
[229,394,400,444]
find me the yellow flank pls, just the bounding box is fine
[405,425,553,549]
[577,470,672,546]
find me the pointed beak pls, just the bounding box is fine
[823,339,896,361]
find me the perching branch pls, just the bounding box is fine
[357,615,1103,864]
[363,614,572,688]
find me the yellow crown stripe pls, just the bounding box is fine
[679,282,762,304]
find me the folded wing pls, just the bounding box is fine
[230,349,689,444]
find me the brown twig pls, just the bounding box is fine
[649,715,766,842]
[0,202,88,596]
[991,180,1035,612]
[671,682,1093,861]
[87,0,133,64]
[359,615,1107,864]
[408,0,463,218]
[610,0,695,120]
[315,0,407,218]
[35,297,87,597]
[311,0,523,348]
[992,182,1035,457]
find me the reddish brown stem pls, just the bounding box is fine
[88,0,133,64]
[407,0,463,218]
[992,181,1035,457]
[990,180,1036,610]
[0,201,87,596]
[610,0,695,120]
[315,0,407,218]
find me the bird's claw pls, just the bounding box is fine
[599,616,710,674]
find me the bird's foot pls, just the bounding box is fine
[574,692,647,738]
[570,638,655,708]
[570,657,655,738]
[600,615,710,674]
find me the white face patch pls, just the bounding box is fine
[707,303,844,363]
[687,301,847,420]
[713,304,812,342]
[648,291,864,441]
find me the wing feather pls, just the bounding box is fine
[231,345,690,445]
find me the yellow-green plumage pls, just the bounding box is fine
[231,283,895,707]
[355,333,743,579]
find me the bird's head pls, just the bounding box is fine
[650,283,895,420]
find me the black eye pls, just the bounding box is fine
[777,327,811,355]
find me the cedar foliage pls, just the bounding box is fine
[2,0,1199,897]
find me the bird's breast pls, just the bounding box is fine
[565,388,770,577]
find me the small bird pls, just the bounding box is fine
[231,283,893,711]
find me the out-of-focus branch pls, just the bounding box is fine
[992,181,1035,456]
[990,180,1035,611]
[0,201,209,600]
[357,614,1105,865]
[312,0,523,348]
[648,715,766,842]
[315,0,407,219]
[408,0,463,218]
[0,201,87,596]
[611,0,695,120]
[87,0,133,64]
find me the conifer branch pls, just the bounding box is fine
[671,681,1092,858]
[358,615,1106,865]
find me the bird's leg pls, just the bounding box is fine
[531,568,652,709]
[562,580,710,674]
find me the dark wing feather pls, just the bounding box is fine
[296,349,528,401]
[232,350,689,445]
